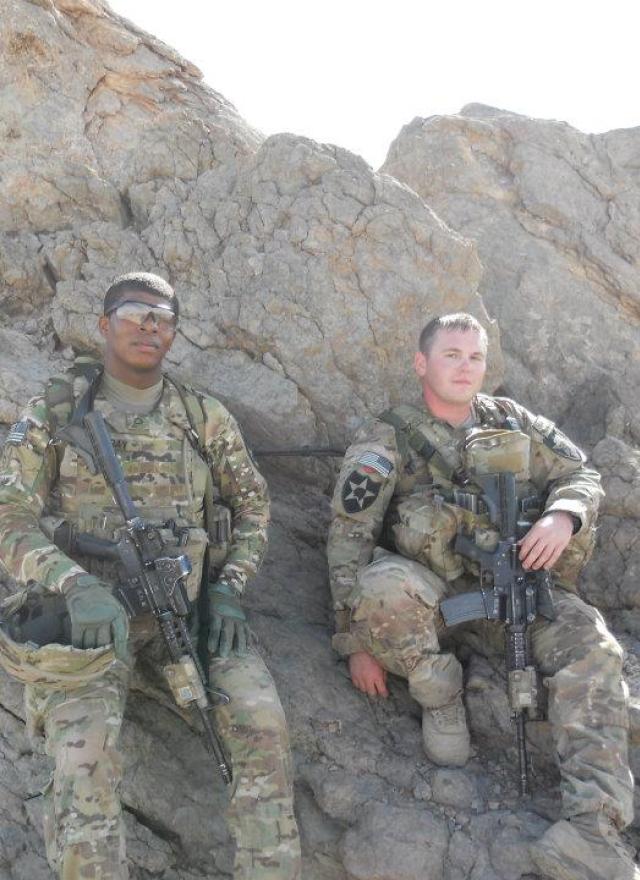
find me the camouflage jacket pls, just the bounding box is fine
[327,393,603,622]
[0,373,269,598]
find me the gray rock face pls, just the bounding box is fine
[0,3,639,880]
[340,803,449,880]
[382,104,640,620]
[1,0,495,453]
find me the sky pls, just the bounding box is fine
[107,0,638,170]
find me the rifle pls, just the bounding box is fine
[439,472,555,796]
[254,446,346,457]
[75,410,232,785]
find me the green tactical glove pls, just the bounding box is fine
[207,581,249,658]
[63,575,129,662]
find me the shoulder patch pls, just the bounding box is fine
[357,452,393,478]
[532,415,585,462]
[544,427,586,462]
[341,470,381,514]
[6,419,29,445]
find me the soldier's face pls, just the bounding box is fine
[414,328,487,406]
[98,290,176,380]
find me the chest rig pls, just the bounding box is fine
[41,360,230,599]
[379,397,543,581]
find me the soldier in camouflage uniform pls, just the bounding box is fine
[328,313,637,880]
[0,273,301,880]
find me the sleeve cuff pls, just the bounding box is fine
[544,501,586,534]
[331,631,364,657]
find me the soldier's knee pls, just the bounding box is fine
[546,635,629,730]
[535,594,625,678]
[353,552,446,614]
[588,634,624,676]
[563,629,624,681]
[212,652,293,766]
[348,555,446,667]
[408,653,463,708]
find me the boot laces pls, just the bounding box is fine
[431,700,465,729]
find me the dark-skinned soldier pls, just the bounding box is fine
[0,273,300,880]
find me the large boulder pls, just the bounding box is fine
[1,0,494,452]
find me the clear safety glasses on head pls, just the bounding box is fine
[106,300,177,329]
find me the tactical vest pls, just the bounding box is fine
[378,398,545,582]
[41,359,229,600]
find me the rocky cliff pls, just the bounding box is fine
[0,2,638,879]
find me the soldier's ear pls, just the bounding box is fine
[98,314,110,339]
[414,351,428,378]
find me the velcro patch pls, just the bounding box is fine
[357,452,393,478]
[6,419,29,446]
[341,471,381,514]
[544,428,585,462]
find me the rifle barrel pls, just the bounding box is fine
[254,446,346,457]
[516,713,529,796]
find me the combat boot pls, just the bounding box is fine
[421,693,471,766]
[530,812,640,880]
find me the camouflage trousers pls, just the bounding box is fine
[25,640,301,880]
[349,549,634,828]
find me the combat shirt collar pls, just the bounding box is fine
[101,371,164,415]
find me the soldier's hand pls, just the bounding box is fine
[518,511,575,571]
[64,575,129,661]
[349,651,389,698]
[208,581,250,658]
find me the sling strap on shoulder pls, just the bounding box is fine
[161,376,230,561]
[378,405,460,481]
[379,398,522,483]
[45,357,103,438]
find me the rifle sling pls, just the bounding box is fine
[379,408,460,482]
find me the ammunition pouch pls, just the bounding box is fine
[392,495,465,581]
[462,426,531,480]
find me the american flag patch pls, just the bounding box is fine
[6,419,29,445]
[357,452,393,478]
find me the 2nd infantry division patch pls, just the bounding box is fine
[6,420,29,445]
[342,471,381,514]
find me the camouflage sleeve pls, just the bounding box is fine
[327,418,401,624]
[495,398,603,531]
[202,397,269,594]
[0,397,86,593]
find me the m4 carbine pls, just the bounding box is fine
[439,472,555,796]
[73,410,232,785]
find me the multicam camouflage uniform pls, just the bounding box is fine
[328,393,634,829]
[0,369,301,880]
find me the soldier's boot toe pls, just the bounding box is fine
[421,694,470,766]
[530,813,640,880]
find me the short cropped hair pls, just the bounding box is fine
[418,313,487,355]
[103,272,179,317]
